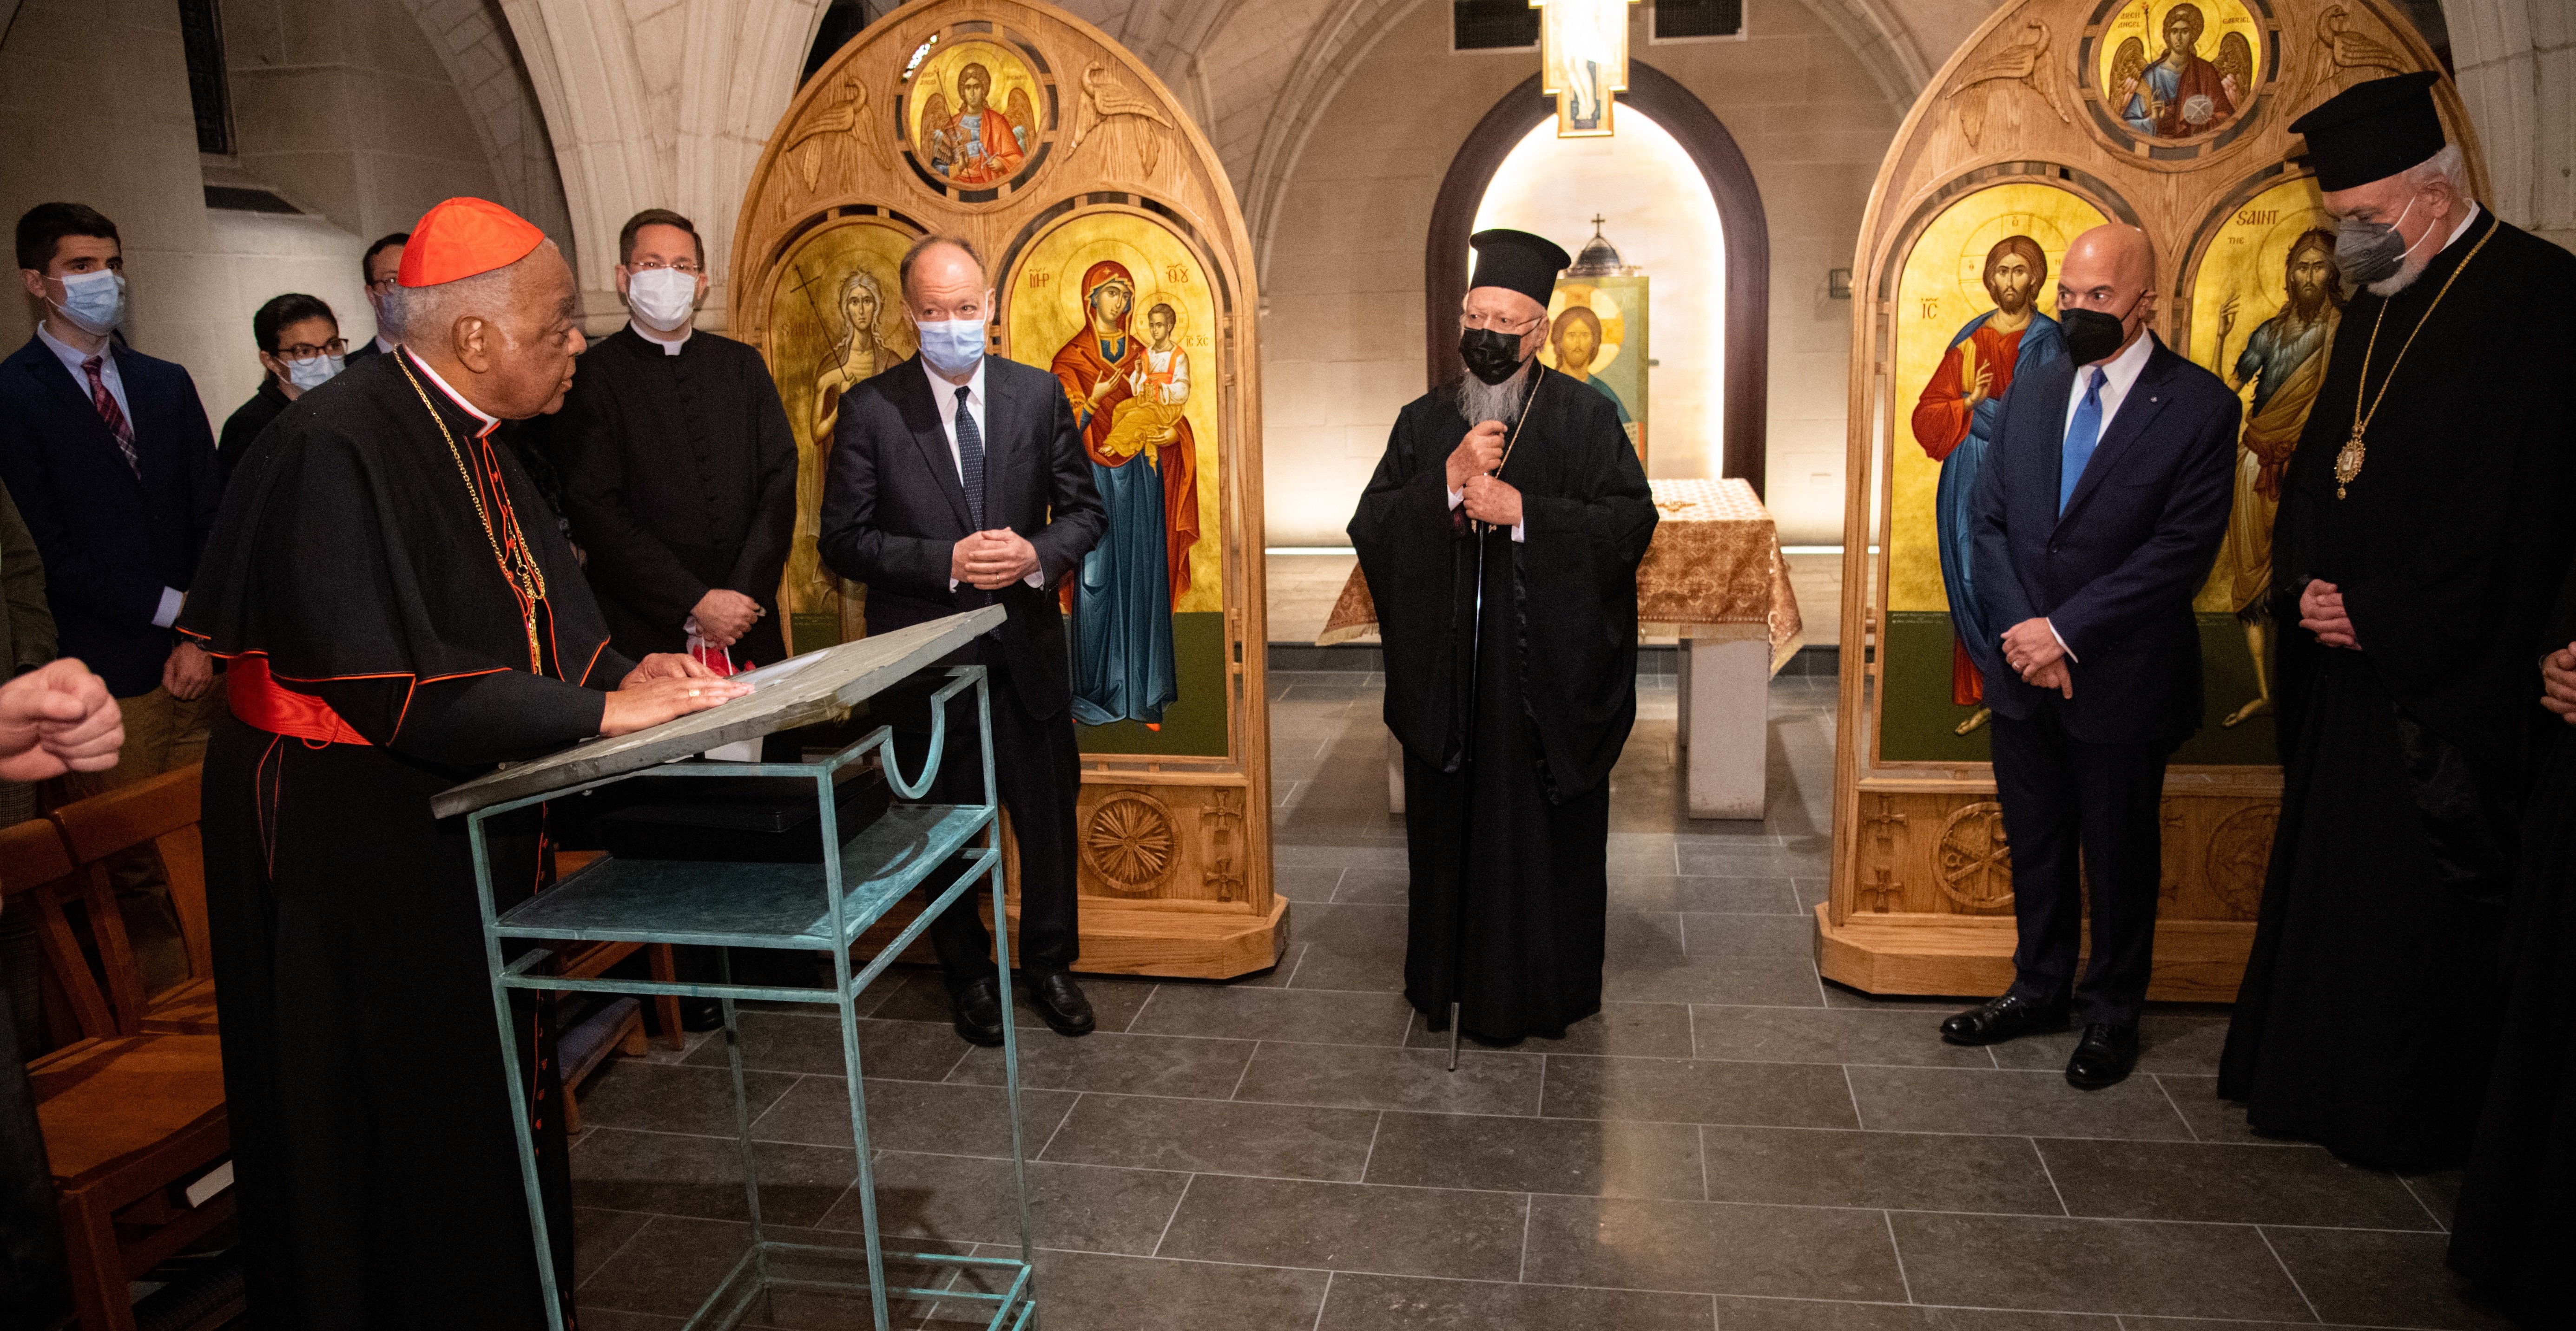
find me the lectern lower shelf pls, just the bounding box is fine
[430,605,1005,819]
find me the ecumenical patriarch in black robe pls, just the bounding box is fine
[180,197,742,1327]
[2217,74,2576,1168]
[1350,229,1656,1045]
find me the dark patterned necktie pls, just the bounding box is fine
[81,355,139,479]
[955,385,986,530]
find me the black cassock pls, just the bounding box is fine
[2219,213,2576,1167]
[182,349,635,1328]
[1350,367,1655,1043]
[532,325,797,665]
[2448,564,2576,1322]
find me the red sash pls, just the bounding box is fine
[226,657,371,746]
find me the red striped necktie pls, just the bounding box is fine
[80,354,139,479]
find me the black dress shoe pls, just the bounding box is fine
[679,997,725,1033]
[1937,992,2069,1046]
[949,977,1006,1047]
[1027,970,1095,1037]
[2065,1022,2140,1088]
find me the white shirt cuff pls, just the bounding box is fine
[2046,618,2077,663]
[1448,488,1463,509]
[1450,488,1524,541]
[154,586,184,629]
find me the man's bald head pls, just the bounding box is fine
[405,239,586,419]
[2056,224,2157,365]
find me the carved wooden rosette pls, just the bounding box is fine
[1824,0,2474,1001]
[731,0,1279,978]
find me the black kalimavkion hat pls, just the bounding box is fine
[2290,71,2448,192]
[1468,229,1573,309]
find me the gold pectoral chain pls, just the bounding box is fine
[395,356,549,669]
[2336,215,2497,499]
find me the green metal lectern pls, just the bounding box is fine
[435,607,1032,1331]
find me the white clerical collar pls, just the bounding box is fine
[402,348,500,434]
[2441,203,2483,252]
[921,354,985,403]
[371,334,396,354]
[630,319,691,355]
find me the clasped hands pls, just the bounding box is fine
[1446,420,1523,529]
[0,658,125,781]
[2542,641,2576,729]
[2299,579,2360,650]
[1999,618,2074,699]
[952,528,1041,590]
[689,589,764,647]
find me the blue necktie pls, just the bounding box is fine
[2059,367,2106,516]
[954,385,986,530]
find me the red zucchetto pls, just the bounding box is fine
[397,197,547,288]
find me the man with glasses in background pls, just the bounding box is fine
[345,230,409,361]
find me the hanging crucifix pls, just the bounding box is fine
[1534,0,1639,137]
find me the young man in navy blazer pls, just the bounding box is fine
[3,203,223,991]
[1938,224,2240,1087]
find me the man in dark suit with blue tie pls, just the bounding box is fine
[1937,224,2240,1087]
[819,236,1106,1046]
[4,202,223,992]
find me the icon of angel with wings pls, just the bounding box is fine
[921,61,1033,186]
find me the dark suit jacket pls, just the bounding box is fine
[217,378,290,487]
[345,336,386,363]
[818,354,1105,719]
[1971,334,2240,747]
[0,335,221,697]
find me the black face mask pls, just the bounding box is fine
[2059,290,2144,367]
[1458,327,1528,385]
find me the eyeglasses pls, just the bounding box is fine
[1459,311,1543,335]
[274,338,348,360]
[630,260,703,275]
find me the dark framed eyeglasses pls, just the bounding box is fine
[274,337,349,360]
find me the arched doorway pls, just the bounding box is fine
[1424,62,1769,491]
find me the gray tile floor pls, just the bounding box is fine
[563,672,2504,1331]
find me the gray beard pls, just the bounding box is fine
[2367,254,2430,298]
[1455,360,1531,426]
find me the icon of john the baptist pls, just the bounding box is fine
[1051,260,1200,728]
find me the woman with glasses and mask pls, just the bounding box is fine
[217,292,344,485]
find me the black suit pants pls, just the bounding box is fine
[892,649,1084,984]
[1990,707,2168,1026]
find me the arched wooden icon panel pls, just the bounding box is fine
[1822,0,2476,1001]
[732,0,1278,978]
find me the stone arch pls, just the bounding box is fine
[1423,61,1773,490]
[2440,0,2574,249]
[395,0,577,268]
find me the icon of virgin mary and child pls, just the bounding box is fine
[1050,260,1201,728]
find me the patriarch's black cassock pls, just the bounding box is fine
[182,348,634,1327]
[2449,563,2576,1323]
[531,326,798,664]
[2218,212,2576,1167]
[1350,366,1655,1043]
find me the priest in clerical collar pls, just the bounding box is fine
[1349,228,1656,1048]
[183,197,744,1327]
[2219,72,2576,1170]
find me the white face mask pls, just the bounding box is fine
[283,354,343,392]
[52,269,127,337]
[626,267,699,333]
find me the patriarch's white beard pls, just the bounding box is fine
[1455,359,1530,426]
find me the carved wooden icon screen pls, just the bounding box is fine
[1822,0,2477,999]
[730,0,1278,977]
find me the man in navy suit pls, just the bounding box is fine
[3,203,223,991]
[819,236,1106,1047]
[1937,224,2240,1087]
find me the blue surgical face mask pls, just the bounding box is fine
[51,269,126,337]
[283,354,343,392]
[915,315,986,378]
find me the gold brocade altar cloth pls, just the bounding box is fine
[1318,477,1806,675]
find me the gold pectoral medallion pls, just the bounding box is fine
[2334,428,2365,500]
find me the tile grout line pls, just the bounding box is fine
[2152,1074,2202,1143]
[1031,1090,1079,1162]
[1357,1109,1385,1183]
[1516,1191,1535,1282]
[1228,1041,1262,1101]
[2029,1136,2073,1217]
[1697,1123,1712,1203]
[1840,1063,1866,1131]
[1882,1209,1916,1304]
[1307,1269,1334,1331]
[2254,1225,2324,1324]
[1148,1173,1195,1258]
[1122,984,1155,1034]
[2394,1172,2448,1232]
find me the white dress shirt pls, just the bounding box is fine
[922,357,1041,590]
[369,334,397,356]
[630,319,691,356]
[2042,326,2159,663]
[38,321,187,627]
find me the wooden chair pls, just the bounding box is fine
[46,767,216,1036]
[5,816,230,1331]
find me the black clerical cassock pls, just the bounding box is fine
[2447,563,2576,1320]
[2218,80,2576,1167]
[537,325,797,664]
[181,348,638,1326]
[1351,367,1655,1043]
